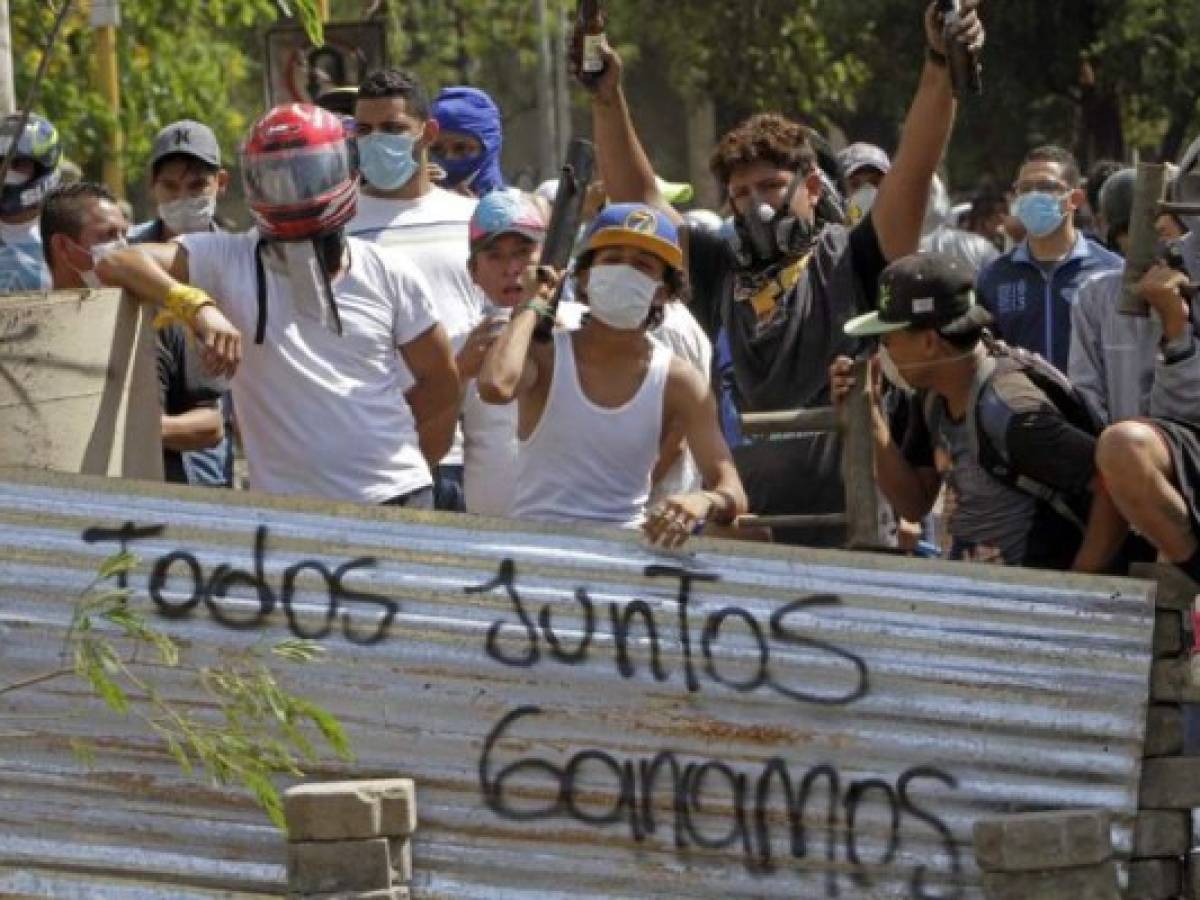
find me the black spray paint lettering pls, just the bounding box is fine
[479,705,962,899]
[467,559,868,707]
[82,523,396,644]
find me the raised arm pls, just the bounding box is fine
[870,1,984,261]
[587,45,682,227]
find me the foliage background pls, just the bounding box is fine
[12,0,1200,211]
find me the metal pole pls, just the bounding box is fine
[552,3,571,162]
[533,0,556,182]
[91,0,124,200]
[0,0,15,116]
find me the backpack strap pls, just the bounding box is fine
[966,351,1087,531]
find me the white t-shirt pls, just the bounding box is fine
[179,231,438,504]
[650,301,713,500]
[461,307,517,517]
[349,189,483,467]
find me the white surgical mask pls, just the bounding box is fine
[158,194,217,235]
[877,347,914,394]
[846,185,878,227]
[72,237,128,289]
[586,263,660,330]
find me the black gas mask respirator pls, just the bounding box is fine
[728,169,823,271]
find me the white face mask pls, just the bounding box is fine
[4,169,32,187]
[158,194,217,235]
[846,185,878,227]
[73,237,128,288]
[877,346,914,394]
[586,263,660,331]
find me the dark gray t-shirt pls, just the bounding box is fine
[911,396,1037,564]
[685,217,886,543]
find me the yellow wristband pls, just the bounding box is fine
[164,284,215,326]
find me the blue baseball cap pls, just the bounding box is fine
[583,203,683,271]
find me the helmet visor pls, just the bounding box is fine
[242,142,352,208]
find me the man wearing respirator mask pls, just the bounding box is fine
[582,2,985,548]
[93,103,461,507]
[348,68,484,513]
[975,145,1122,371]
[477,203,747,548]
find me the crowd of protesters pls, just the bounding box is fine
[3,0,1200,578]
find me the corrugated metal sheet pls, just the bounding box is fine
[0,469,1155,898]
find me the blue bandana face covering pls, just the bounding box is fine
[358,133,419,191]
[1012,191,1066,239]
[431,86,506,196]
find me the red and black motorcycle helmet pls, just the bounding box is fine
[240,103,357,241]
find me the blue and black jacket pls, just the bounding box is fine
[976,233,1122,371]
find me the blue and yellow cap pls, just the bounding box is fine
[583,203,683,271]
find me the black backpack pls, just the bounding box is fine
[923,338,1101,531]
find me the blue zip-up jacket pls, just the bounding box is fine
[976,233,1122,371]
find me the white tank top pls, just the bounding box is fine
[510,330,672,529]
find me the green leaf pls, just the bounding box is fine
[270,639,326,664]
[295,699,353,761]
[86,665,129,715]
[166,735,193,775]
[98,551,138,581]
[243,770,286,831]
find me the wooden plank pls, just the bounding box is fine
[739,407,838,436]
[840,357,881,549]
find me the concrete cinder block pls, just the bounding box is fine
[285,783,383,842]
[974,809,1112,873]
[1144,705,1185,758]
[390,836,413,882]
[1153,610,1184,658]
[1131,563,1198,611]
[1126,857,1183,899]
[285,779,416,842]
[287,838,393,895]
[980,861,1120,900]
[1150,659,1200,703]
[1131,810,1190,859]
[377,779,417,837]
[1139,758,1200,809]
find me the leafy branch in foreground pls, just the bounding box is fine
[57,551,352,831]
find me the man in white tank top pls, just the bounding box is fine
[478,202,747,547]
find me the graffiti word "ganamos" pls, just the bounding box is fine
[82,522,396,644]
[480,706,962,899]
[467,560,868,707]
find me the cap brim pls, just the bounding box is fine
[587,230,683,271]
[471,226,545,252]
[844,311,910,337]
